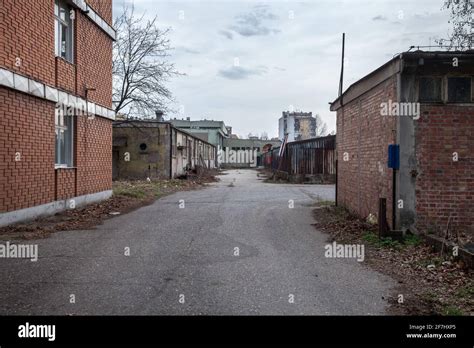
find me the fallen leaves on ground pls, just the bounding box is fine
[0,171,219,241]
[312,203,473,316]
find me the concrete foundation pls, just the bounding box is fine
[0,190,113,227]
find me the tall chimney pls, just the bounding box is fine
[155,110,164,121]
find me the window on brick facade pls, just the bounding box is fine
[419,77,442,102]
[448,77,472,103]
[55,0,74,62]
[55,108,74,167]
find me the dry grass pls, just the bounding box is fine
[312,202,474,316]
[0,174,218,241]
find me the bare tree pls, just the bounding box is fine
[113,5,179,118]
[436,0,473,50]
[248,132,257,139]
[314,114,328,137]
[260,132,269,140]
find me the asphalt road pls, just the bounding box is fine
[0,169,395,315]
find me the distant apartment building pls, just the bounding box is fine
[278,111,317,142]
[0,0,116,226]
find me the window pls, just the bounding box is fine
[448,77,472,103]
[419,77,442,102]
[55,108,74,167]
[55,0,74,62]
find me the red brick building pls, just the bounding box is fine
[0,0,115,226]
[330,51,473,241]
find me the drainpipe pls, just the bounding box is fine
[335,158,338,207]
[169,124,173,179]
[393,55,405,230]
[392,163,397,230]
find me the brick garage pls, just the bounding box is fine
[331,51,474,242]
[0,0,115,226]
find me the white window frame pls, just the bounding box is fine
[55,0,74,62]
[55,108,74,168]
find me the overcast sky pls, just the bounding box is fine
[113,0,452,138]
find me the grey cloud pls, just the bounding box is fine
[181,47,201,54]
[219,30,234,40]
[218,66,267,80]
[372,15,387,21]
[229,5,280,37]
[414,12,431,19]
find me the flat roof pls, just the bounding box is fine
[330,50,474,111]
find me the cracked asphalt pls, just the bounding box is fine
[0,169,395,315]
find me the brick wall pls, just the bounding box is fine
[0,0,113,215]
[336,76,398,227]
[75,11,113,108]
[0,89,56,211]
[0,0,112,108]
[56,168,76,200]
[0,87,113,213]
[87,0,113,24]
[76,116,113,196]
[0,0,56,86]
[56,58,76,94]
[415,104,474,237]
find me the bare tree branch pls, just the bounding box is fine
[314,114,328,137]
[436,0,473,50]
[113,5,181,119]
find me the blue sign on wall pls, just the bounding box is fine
[388,144,400,169]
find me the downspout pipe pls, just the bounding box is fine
[393,54,405,230]
[169,124,173,179]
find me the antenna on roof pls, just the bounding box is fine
[338,33,345,105]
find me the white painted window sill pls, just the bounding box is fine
[55,165,76,169]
